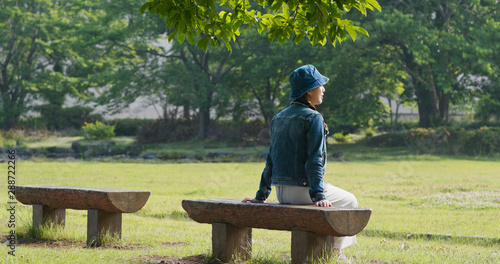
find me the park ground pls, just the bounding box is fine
[0,137,499,263]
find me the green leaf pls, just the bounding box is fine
[234,20,243,30]
[184,11,192,27]
[197,36,210,52]
[258,22,266,34]
[140,2,150,14]
[335,0,343,9]
[177,32,186,44]
[295,32,305,44]
[222,38,232,51]
[261,14,274,19]
[319,37,327,46]
[346,26,356,41]
[186,32,195,45]
[367,0,382,12]
[283,5,289,18]
[274,17,283,26]
[168,31,177,42]
[355,26,369,37]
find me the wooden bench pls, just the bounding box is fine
[182,199,371,264]
[15,185,150,247]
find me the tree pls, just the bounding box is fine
[313,39,405,134]
[475,78,500,122]
[1,0,169,130]
[0,0,67,129]
[140,0,381,51]
[173,42,236,139]
[230,29,319,125]
[364,0,499,127]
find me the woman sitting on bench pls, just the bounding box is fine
[243,64,358,262]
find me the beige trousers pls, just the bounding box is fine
[275,182,358,249]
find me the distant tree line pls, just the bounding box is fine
[1,0,499,140]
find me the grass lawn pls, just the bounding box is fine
[0,155,499,263]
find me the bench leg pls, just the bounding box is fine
[291,230,335,264]
[212,223,252,262]
[32,204,66,231]
[87,209,122,247]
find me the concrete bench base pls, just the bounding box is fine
[87,209,122,247]
[291,230,335,264]
[212,223,252,261]
[33,205,122,247]
[212,222,337,264]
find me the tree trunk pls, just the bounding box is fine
[439,91,451,124]
[198,107,210,140]
[394,100,400,131]
[1,90,22,130]
[416,87,441,128]
[387,98,394,131]
[197,84,214,140]
[183,104,190,120]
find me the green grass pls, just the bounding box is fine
[0,159,499,263]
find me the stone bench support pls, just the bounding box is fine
[16,185,150,247]
[33,204,66,229]
[182,198,372,264]
[212,223,252,261]
[291,230,335,264]
[87,209,123,246]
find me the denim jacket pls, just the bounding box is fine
[255,101,328,203]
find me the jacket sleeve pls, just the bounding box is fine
[305,113,327,202]
[255,148,273,201]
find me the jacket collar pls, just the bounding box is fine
[290,100,309,107]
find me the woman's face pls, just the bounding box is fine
[306,85,325,105]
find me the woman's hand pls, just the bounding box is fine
[315,199,332,207]
[242,197,264,203]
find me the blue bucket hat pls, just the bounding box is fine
[289,65,329,99]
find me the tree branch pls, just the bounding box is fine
[214,51,232,83]
[26,29,39,65]
[1,34,18,70]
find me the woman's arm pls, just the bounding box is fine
[253,150,273,202]
[305,113,327,203]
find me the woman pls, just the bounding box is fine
[242,64,358,259]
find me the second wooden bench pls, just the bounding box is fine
[15,185,150,247]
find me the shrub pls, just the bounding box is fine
[363,132,407,147]
[364,127,376,137]
[136,118,267,145]
[136,119,197,144]
[376,120,419,132]
[463,126,500,155]
[35,105,103,130]
[105,119,155,136]
[333,132,350,143]
[18,116,48,130]
[82,121,115,140]
[404,126,500,155]
[404,127,452,154]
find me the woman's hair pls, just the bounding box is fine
[296,93,317,111]
[296,91,329,133]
